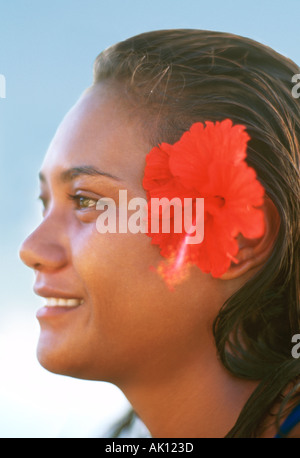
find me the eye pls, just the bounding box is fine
[67,193,98,210]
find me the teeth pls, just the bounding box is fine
[45,298,83,307]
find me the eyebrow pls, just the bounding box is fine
[39,165,122,183]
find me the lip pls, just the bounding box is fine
[34,285,83,299]
[36,303,83,320]
[34,287,84,320]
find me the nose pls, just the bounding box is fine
[19,219,68,272]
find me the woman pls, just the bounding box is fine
[19,29,300,438]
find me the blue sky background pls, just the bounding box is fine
[0,0,299,438]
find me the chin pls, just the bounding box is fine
[37,340,76,378]
[36,331,87,379]
[35,332,120,383]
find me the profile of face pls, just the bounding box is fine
[19,83,250,387]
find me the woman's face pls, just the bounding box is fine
[19,83,225,385]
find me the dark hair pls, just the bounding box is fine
[93,29,300,437]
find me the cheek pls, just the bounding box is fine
[74,224,161,289]
[72,229,158,317]
[71,227,163,333]
[73,225,214,343]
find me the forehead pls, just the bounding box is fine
[41,83,151,187]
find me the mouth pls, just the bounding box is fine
[44,297,84,307]
[36,295,84,320]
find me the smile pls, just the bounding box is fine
[44,297,83,307]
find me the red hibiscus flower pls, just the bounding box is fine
[143,119,265,288]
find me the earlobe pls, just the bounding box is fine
[220,197,280,280]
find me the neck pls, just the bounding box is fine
[119,341,258,438]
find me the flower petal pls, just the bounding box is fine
[143,119,265,286]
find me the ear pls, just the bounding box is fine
[220,197,280,280]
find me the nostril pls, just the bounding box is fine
[33,262,43,270]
